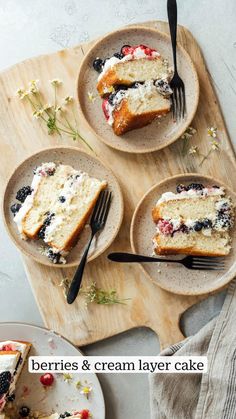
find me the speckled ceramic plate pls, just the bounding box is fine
[77,26,199,153]
[130,174,236,295]
[0,322,105,418]
[3,146,123,268]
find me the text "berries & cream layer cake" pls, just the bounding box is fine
[11,162,107,264]
[93,44,172,135]
[152,183,235,256]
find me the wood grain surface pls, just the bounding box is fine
[0,21,235,350]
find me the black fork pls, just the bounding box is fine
[67,190,112,304]
[167,0,186,120]
[108,253,225,271]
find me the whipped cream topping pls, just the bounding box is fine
[98,46,160,81]
[156,187,225,205]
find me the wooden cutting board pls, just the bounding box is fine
[0,21,235,350]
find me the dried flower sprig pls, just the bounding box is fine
[59,279,129,306]
[81,282,129,305]
[199,127,221,166]
[181,127,197,156]
[16,79,93,151]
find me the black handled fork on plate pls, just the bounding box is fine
[167,0,186,120]
[67,190,112,304]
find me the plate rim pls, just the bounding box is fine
[2,145,124,268]
[130,173,236,295]
[76,24,200,154]
[0,321,105,418]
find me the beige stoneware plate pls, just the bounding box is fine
[3,146,124,268]
[130,174,236,295]
[77,25,199,153]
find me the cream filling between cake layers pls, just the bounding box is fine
[106,80,172,126]
[156,186,225,204]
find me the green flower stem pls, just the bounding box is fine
[199,149,212,166]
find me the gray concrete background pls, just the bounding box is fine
[0,1,235,418]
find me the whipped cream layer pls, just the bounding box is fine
[156,186,225,205]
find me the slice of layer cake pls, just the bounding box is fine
[0,351,21,412]
[0,340,31,413]
[12,163,107,264]
[96,45,170,96]
[152,183,234,256]
[102,80,171,135]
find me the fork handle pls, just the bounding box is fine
[167,0,178,71]
[67,234,94,304]
[108,252,178,263]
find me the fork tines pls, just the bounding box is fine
[170,77,186,121]
[191,256,225,271]
[91,189,112,226]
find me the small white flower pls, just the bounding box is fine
[33,109,44,119]
[207,127,217,138]
[43,103,52,111]
[63,95,73,104]
[63,373,73,383]
[16,88,30,100]
[55,105,64,113]
[80,385,92,399]
[189,145,199,155]
[50,78,62,86]
[211,140,220,150]
[87,91,97,103]
[29,79,39,93]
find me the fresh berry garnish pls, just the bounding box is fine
[186,183,204,191]
[19,406,30,417]
[7,393,15,402]
[38,212,55,240]
[59,196,66,203]
[202,219,212,229]
[80,410,91,419]
[121,44,131,55]
[102,98,110,120]
[193,221,203,232]
[113,52,124,59]
[157,219,174,235]
[59,413,71,418]
[0,371,11,395]
[16,186,32,203]
[40,373,54,387]
[47,249,61,264]
[92,57,104,73]
[108,92,117,106]
[176,184,187,193]
[10,203,22,215]
[179,224,189,233]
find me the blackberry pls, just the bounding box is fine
[10,203,22,215]
[19,406,30,417]
[7,393,15,401]
[59,413,71,418]
[187,183,204,191]
[176,184,187,193]
[92,58,104,73]
[202,219,212,229]
[16,186,32,203]
[193,221,203,232]
[113,52,124,59]
[59,196,66,203]
[179,224,189,233]
[47,249,61,264]
[108,92,117,105]
[38,213,55,240]
[0,371,11,395]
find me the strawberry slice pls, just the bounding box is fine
[79,409,91,419]
[102,98,110,120]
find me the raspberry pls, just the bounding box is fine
[102,98,110,120]
[80,410,91,419]
[121,44,132,55]
[157,219,174,235]
[39,373,54,387]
